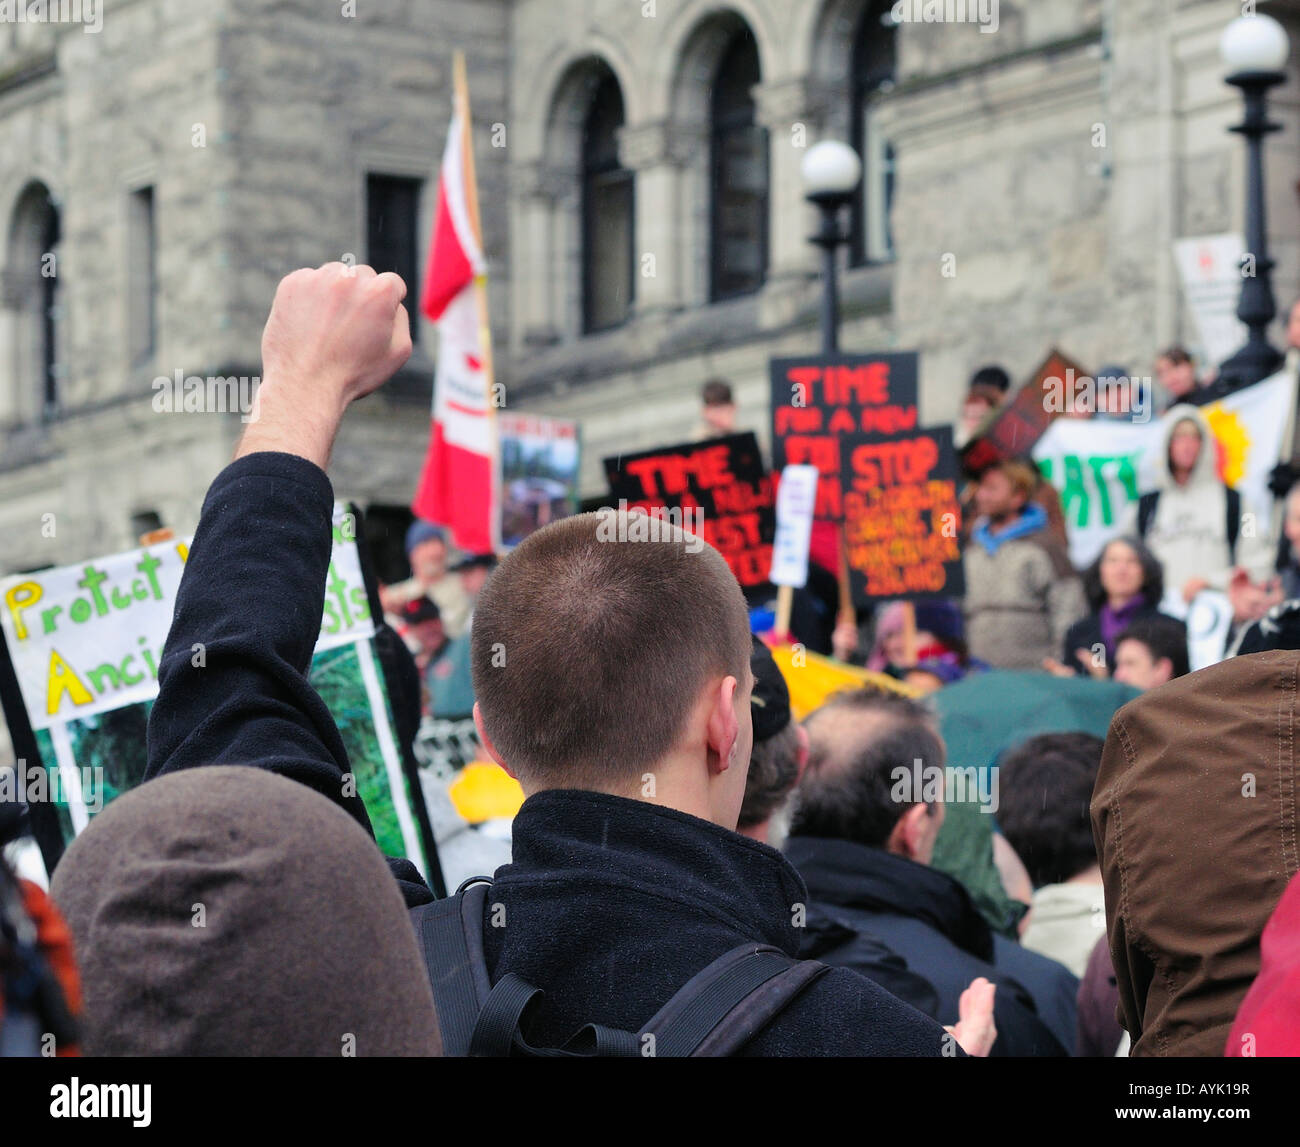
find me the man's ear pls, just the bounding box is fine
[705,675,740,776]
[886,803,929,859]
[1154,657,1174,686]
[473,701,518,781]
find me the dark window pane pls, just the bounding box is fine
[367,174,422,343]
[850,3,897,267]
[582,71,634,333]
[710,29,768,301]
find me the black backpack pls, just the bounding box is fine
[1137,486,1240,564]
[410,879,829,1057]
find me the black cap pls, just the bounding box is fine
[400,597,441,625]
[450,552,498,574]
[750,636,792,743]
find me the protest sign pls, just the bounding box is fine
[1033,369,1297,568]
[1173,233,1248,368]
[603,432,775,590]
[840,425,965,603]
[0,505,433,880]
[499,412,580,548]
[960,349,1087,476]
[769,465,819,588]
[770,352,920,522]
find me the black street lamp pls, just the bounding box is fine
[801,140,863,355]
[1216,13,1290,393]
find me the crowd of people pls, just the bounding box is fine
[6,263,1300,1061]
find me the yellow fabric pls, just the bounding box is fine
[767,643,920,721]
[448,762,525,823]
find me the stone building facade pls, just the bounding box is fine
[2,0,1300,577]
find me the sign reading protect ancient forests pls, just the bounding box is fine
[770,352,920,523]
[840,425,965,604]
[603,432,776,590]
[0,505,371,731]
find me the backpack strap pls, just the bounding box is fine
[641,944,828,1057]
[1226,486,1241,563]
[1136,491,1159,539]
[409,878,493,1057]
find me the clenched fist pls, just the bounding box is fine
[239,263,415,468]
[261,263,413,406]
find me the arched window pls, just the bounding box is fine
[581,70,634,333]
[850,3,896,266]
[6,182,62,421]
[709,28,768,301]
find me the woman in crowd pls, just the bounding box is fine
[1046,536,1175,678]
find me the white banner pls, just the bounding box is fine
[1033,370,1297,569]
[769,465,819,588]
[0,504,373,731]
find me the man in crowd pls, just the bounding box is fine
[1154,346,1202,411]
[1112,616,1189,692]
[994,733,1107,979]
[736,637,806,849]
[963,459,1085,670]
[380,520,471,639]
[785,689,1077,1056]
[694,377,738,440]
[139,263,981,1056]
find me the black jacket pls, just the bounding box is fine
[146,452,952,1056]
[786,835,1077,1056]
[1061,606,1171,675]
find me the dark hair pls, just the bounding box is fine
[970,365,1011,393]
[738,721,801,830]
[1081,536,1164,612]
[701,378,733,407]
[1157,346,1193,366]
[471,510,752,789]
[995,732,1105,887]
[1116,616,1189,679]
[987,458,1040,502]
[789,690,944,848]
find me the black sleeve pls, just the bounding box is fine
[144,452,432,903]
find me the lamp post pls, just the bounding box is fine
[801,140,863,355]
[1217,13,1290,393]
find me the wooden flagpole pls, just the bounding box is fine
[452,50,501,553]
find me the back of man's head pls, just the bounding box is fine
[471,509,752,792]
[789,689,945,850]
[996,732,1105,887]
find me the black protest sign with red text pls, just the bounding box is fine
[603,432,775,590]
[770,352,920,522]
[840,425,965,604]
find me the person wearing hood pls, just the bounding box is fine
[963,458,1085,671]
[1120,404,1276,622]
[1092,649,1300,1056]
[51,767,442,1056]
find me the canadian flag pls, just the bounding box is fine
[411,83,497,554]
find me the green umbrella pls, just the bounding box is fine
[928,671,1139,939]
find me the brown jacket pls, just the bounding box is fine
[1092,651,1300,1056]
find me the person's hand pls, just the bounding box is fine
[239,264,413,467]
[831,619,859,663]
[1041,657,1074,678]
[261,262,412,407]
[1181,577,1210,604]
[1074,647,1109,680]
[946,977,997,1057]
[1228,569,1279,625]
